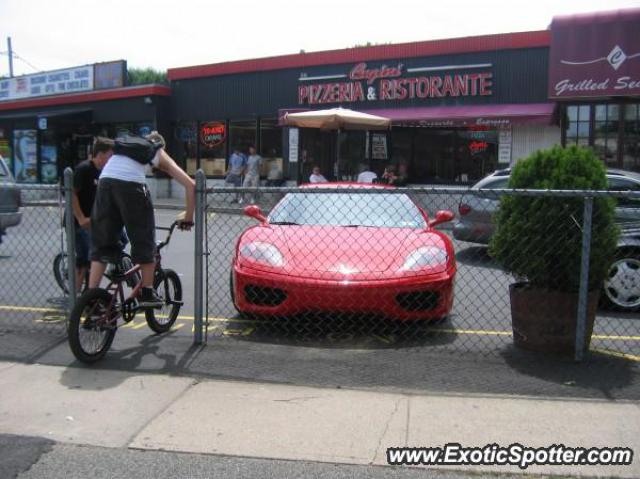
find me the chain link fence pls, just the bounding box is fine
[201,182,639,361]
[0,184,68,334]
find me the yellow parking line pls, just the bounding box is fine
[592,348,640,363]
[131,322,148,330]
[0,304,639,342]
[172,323,185,331]
[593,334,640,341]
[0,305,62,314]
[433,328,512,337]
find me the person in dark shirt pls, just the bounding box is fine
[71,137,114,291]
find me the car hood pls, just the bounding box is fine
[237,225,451,280]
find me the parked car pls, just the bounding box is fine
[453,167,640,311]
[231,183,456,321]
[0,156,22,244]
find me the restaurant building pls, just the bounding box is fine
[0,7,637,188]
[168,31,558,185]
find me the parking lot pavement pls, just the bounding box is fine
[0,208,638,402]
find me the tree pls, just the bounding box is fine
[127,67,167,85]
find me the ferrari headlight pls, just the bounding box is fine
[240,242,284,267]
[401,247,447,271]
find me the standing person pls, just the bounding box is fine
[70,137,114,292]
[242,145,262,203]
[309,166,327,183]
[226,147,246,203]
[88,132,195,308]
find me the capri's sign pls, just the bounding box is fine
[298,62,493,105]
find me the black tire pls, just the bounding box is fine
[67,288,117,363]
[53,252,70,294]
[602,248,640,312]
[145,269,182,333]
[54,252,88,294]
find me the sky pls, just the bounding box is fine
[1,0,639,76]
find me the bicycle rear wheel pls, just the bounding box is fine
[145,269,182,333]
[54,252,88,294]
[67,288,117,363]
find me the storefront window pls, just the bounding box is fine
[173,121,197,173]
[594,104,620,168]
[0,128,11,173]
[457,128,498,182]
[260,118,283,183]
[229,119,256,157]
[337,131,366,180]
[623,103,640,172]
[40,130,58,184]
[565,105,591,147]
[13,129,38,183]
[200,121,227,177]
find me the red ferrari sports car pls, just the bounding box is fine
[230,183,456,321]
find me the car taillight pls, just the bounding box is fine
[459,203,471,216]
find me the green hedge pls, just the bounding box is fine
[489,145,618,293]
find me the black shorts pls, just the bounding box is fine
[91,178,156,265]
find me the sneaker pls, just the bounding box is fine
[139,287,163,309]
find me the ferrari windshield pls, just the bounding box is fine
[268,192,425,228]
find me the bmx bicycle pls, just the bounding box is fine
[67,221,186,363]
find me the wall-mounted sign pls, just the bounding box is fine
[200,122,226,148]
[548,10,640,98]
[371,133,388,160]
[0,65,94,102]
[288,128,299,163]
[38,117,47,130]
[298,62,493,105]
[94,60,126,90]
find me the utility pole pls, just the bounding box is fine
[7,37,14,77]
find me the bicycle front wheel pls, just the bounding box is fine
[67,288,117,363]
[145,269,182,334]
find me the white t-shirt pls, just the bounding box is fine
[245,154,262,177]
[357,171,377,183]
[309,173,327,183]
[100,152,161,184]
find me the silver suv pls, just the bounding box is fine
[0,156,22,244]
[453,167,640,312]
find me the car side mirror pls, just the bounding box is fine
[244,205,267,224]
[428,210,455,228]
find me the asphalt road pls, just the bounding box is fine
[1,433,526,479]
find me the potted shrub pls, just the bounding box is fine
[489,145,618,355]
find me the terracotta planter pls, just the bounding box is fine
[509,282,599,356]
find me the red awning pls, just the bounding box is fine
[364,103,556,128]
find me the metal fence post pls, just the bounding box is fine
[575,196,593,361]
[63,167,77,310]
[193,169,206,345]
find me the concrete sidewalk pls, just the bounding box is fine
[0,360,637,478]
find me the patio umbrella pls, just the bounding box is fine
[283,107,391,131]
[283,108,391,180]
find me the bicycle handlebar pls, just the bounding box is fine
[156,219,193,251]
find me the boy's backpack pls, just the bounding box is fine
[113,135,163,165]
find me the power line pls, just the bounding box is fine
[11,51,42,73]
